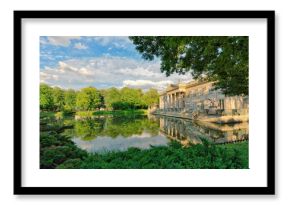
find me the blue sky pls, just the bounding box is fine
[40,36,192,90]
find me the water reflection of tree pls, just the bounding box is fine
[68,115,160,140]
[75,119,105,141]
[101,116,159,138]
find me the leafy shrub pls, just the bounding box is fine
[40,131,87,169]
[58,141,248,169]
[56,159,83,169]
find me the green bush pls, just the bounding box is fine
[56,159,83,169]
[40,131,87,169]
[60,141,248,169]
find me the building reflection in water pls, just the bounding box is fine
[155,115,248,146]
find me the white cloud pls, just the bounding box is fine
[40,56,192,90]
[74,42,88,50]
[117,67,161,78]
[44,36,81,46]
[94,36,131,48]
[122,80,173,91]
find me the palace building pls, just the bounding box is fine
[157,80,248,123]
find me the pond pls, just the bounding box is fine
[44,114,248,153]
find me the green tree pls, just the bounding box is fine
[120,87,144,109]
[98,89,107,109]
[40,83,54,111]
[142,88,159,106]
[64,89,76,111]
[104,88,121,109]
[129,36,248,96]
[76,87,101,111]
[52,87,65,111]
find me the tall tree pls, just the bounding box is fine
[52,87,65,111]
[142,88,159,106]
[104,87,121,109]
[129,36,248,96]
[120,87,144,109]
[64,89,76,111]
[76,87,101,111]
[40,83,54,111]
[98,89,107,109]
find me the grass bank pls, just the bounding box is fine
[75,109,147,119]
[40,111,75,120]
[40,109,147,120]
[40,131,248,169]
[94,109,147,115]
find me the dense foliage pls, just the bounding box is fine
[64,89,77,111]
[142,88,160,107]
[62,141,248,169]
[40,131,87,169]
[40,84,159,112]
[52,87,65,111]
[129,36,248,96]
[76,87,102,111]
[40,84,54,110]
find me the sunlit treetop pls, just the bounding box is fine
[129,36,248,96]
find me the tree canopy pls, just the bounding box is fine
[129,36,248,96]
[40,84,159,112]
[64,89,77,111]
[142,88,159,106]
[104,87,122,109]
[76,87,102,111]
[52,87,65,111]
[40,83,54,110]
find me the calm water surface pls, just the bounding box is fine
[55,114,248,153]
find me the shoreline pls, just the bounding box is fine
[153,111,248,124]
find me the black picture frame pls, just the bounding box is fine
[14,10,275,195]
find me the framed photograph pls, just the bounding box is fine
[14,10,275,195]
